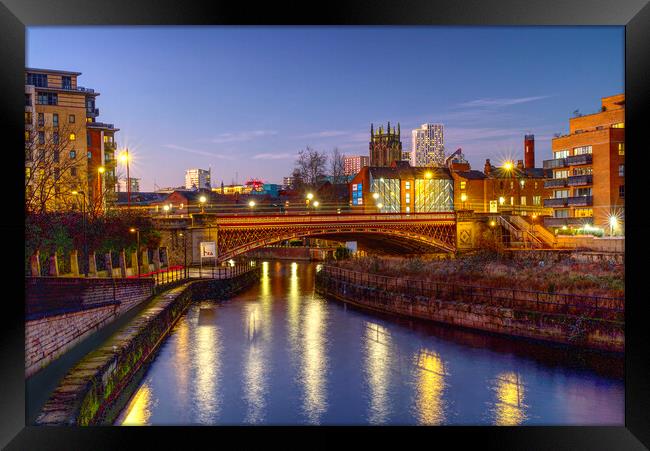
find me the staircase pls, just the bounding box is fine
[498,215,549,249]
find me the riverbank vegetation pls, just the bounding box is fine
[330,252,624,298]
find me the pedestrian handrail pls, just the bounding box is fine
[319,265,624,318]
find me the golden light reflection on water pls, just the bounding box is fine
[287,261,300,353]
[242,263,272,424]
[301,298,327,423]
[173,320,190,407]
[364,322,392,424]
[193,315,221,424]
[119,382,153,426]
[492,372,527,425]
[413,350,446,425]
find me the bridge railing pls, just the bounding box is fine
[158,212,457,226]
[319,265,624,322]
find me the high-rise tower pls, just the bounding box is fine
[369,122,402,167]
[411,123,445,167]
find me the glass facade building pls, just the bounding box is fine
[371,177,401,212]
[414,179,454,212]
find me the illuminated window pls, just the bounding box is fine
[26,167,31,178]
[554,189,569,199]
[555,170,568,179]
[533,195,541,206]
[554,150,569,159]
[520,196,526,206]
[405,181,411,190]
[25,131,30,142]
[612,122,624,128]
[460,181,466,190]
[510,181,514,189]
[573,167,593,176]
[534,182,538,189]
[69,133,76,141]
[574,146,592,155]
[510,196,514,205]
[575,208,593,218]
[405,206,410,213]
[520,180,525,188]
[24,112,32,124]
[405,192,411,204]
[618,143,624,155]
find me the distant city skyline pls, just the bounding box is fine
[27,26,623,191]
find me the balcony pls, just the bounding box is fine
[543,158,567,169]
[544,197,568,208]
[567,175,593,186]
[565,154,592,166]
[544,178,567,188]
[567,195,593,207]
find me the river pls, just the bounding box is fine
[116,261,623,425]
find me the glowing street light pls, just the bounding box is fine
[490,220,496,227]
[306,193,314,200]
[129,227,141,277]
[119,148,131,209]
[376,202,383,209]
[503,161,514,171]
[248,200,256,208]
[313,201,320,208]
[424,171,433,179]
[199,195,207,213]
[372,193,380,200]
[609,215,618,236]
[499,196,505,205]
[163,204,170,216]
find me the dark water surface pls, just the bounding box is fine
[116,261,623,425]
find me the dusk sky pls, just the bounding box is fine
[27,27,623,191]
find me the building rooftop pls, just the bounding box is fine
[25,67,82,76]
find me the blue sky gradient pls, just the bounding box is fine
[27,27,624,190]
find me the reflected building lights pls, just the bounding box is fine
[193,316,221,424]
[119,382,153,425]
[413,350,447,425]
[301,297,327,423]
[364,322,392,424]
[492,372,527,425]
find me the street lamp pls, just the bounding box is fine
[306,192,314,212]
[313,200,319,208]
[372,193,379,200]
[460,192,467,209]
[199,195,207,213]
[163,204,170,216]
[609,215,618,236]
[376,202,383,210]
[119,149,131,209]
[71,190,87,277]
[499,196,505,205]
[96,166,105,214]
[130,227,141,277]
[248,200,256,208]
[503,161,514,172]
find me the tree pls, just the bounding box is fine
[330,147,346,185]
[25,121,87,214]
[293,146,328,192]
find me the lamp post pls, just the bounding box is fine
[609,216,618,236]
[460,192,468,210]
[119,149,131,209]
[130,227,140,277]
[306,192,313,213]
[199,195,207,214]
[72,190,87,277]
[97,166,105,215]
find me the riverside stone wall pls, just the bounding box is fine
[35,267,260,426]
[315,271,624,353]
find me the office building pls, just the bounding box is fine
[185,168,211,190]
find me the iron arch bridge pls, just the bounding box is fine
[155,212,458,262]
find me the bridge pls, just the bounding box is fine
[154,212,463,263]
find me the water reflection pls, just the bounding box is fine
[116,262,623,426]
[194,313,221,424]
[301,297,327,423]
[364,322,392,424]
[413,349,447,425]
[490,372,527,425]
[120,382,153,426]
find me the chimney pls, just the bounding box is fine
[484,158,492,176]
[524,134,535,168]
[517,159,524,170]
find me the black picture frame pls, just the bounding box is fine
[1,0,648,448]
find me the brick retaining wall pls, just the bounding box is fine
[316,271,624,353]
[25,277,154,377]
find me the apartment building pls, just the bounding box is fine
[542,94,625,234]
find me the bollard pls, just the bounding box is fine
[153,248,161,271]
[30,250,41,277]
[105,251,114,278]
[88,252,97,277]
[119,249,127,278]
[49,251,59,277]
[131,250,139,277]
[70,250,79,276]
